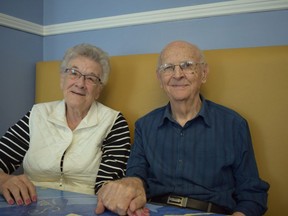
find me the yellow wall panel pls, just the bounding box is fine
[35,46,288,216]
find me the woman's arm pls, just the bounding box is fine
[94,112,131,193]
[0,111,30,174]
[0,111,37,205]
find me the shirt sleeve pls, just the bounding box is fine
[0,111,30,174]
[125,119,149,190]
[232,119,270,216]
[94,112,131,193]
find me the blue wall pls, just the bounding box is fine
[43,10,288,59]
[42,0,228,25]
[0,0,288,136]
[0,27,43,135]
[0,0,43,24]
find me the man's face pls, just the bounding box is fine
[157,42,208,103]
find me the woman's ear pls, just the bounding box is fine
[94,84,104,100]
[60,73,65,90]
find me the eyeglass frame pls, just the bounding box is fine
[157,61,205,75]
[64,68,102,85]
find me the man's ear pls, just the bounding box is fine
[156,70,163,88]
[201,63,209,83]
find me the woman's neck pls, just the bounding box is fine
[66,106,89,130]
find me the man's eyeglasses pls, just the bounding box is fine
[65,68,102,85]
[158,61,205,75]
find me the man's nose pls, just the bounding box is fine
[173,65,185,77]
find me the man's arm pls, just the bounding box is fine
[232,119,269,215]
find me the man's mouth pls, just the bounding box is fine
[171,84,188,87]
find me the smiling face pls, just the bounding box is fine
[60,56,103,112]
[157,41,209,103]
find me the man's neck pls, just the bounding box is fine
[170,96,202,127]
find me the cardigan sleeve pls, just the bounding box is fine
[94,112,131,193]
[0,111,30,174]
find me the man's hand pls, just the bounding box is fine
[95,177,148,216]
[232,212,245,216]
[0,172,37,205]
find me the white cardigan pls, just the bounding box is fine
[23,100,119,194]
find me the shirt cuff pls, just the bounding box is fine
[234,201,267,216]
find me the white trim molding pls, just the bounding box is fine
[1,0,288,36]
[0,13,43,35]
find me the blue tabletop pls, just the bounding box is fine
[0,187,226,215]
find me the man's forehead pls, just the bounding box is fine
[161,46,200,62]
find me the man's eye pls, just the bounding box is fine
[181,62,193,69]
[164,65,174,71]
[70,69,78,75]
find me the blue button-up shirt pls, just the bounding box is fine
[127,96,269,216]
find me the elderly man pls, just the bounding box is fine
[95,40,269,216]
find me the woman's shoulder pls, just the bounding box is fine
[33,100,62,109]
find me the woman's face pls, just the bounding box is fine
[60,56,103,112]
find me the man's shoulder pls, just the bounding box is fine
[204,99,245,121]
[137,105,166,123]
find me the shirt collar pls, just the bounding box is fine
[198,95,211,126]
[159,95,211,127]
[48,100,99,129]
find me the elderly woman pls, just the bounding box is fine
[0,44,131,206]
